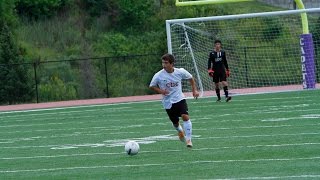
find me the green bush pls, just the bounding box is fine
[0,0,17,26]
[39,76,77,102]
[16,0,69,19]
[113,0,156,29]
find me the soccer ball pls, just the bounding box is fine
[124,141,140,156]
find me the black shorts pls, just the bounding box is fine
[165,99,189,124]
[213,71,227,83]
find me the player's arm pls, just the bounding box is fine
[149,74,169,95]
[223,51,230,77]
[189,77,199,98]
[149,86,169,95]
[180,68,199,98]
[207,54,214,77]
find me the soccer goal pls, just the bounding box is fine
[166,8,320,97]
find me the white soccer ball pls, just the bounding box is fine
[124,141,140,156]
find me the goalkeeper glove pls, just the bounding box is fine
[208,69,214,77]
[226,70,230,77]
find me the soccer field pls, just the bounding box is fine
[1,90,320,179]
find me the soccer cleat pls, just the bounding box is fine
[216,98,221,102]
[226,96,232,102]
[186,139,193,148]
[178,131,186,142]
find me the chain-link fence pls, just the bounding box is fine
[0,54,162,105]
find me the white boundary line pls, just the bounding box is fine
[1,89,318,114]
[0,121,319,136]
[0,131,319,145]
[1,156,320,173]
[206,174,320,180]
[1,142,320,160]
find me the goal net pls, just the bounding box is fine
[166,8,320,97]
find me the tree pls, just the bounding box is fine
[0,22,32,104]
[15,0,69,20]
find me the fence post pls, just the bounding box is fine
[33,62,39,103]
[244,47,249,87]
[104,58,109,98]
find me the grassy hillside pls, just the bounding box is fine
[16,1,283,61]
[2,0,319,104]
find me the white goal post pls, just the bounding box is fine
[166,8,320,97]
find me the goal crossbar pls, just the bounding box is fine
[166,8,320,24]
[175,0,254,6]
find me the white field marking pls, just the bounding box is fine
[0,106,157,121]
[262,114,320,122]
[0,101,159,114]
[0,122,67,128]
[192,108,320,117]
[0,152,125,160]
[239,108,320,115]
[1,129,319,145]
[0,109,106,118]
[195,132,320,140]
[1,114,165,124]
[190,94,316,105]
[0,114,115,123]
[1,102,316,125]
[192,102,313,112]
[208,174,320,180]
[0,136,42,144]
[1,129,319,150]
[0,131,117,144]
[188,123,320,131]
[0,126,119,135]
[302,114,320,118]
[0,118,143,128]
[50,134,203,150]
[0,107,302,128]
[2,142,320,160]
[193,99,315,108]
[192,119,242,124]
[1,156,320,173]
[1,89,316,115]
[3,102,319,123]
[1,118,319,136]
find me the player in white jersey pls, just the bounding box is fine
[149,53,199,148]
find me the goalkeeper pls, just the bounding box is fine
[207,40,232,102]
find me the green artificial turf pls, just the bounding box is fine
[0,90,320,179]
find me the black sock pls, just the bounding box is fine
[215,88,221,99]
[223,86,229,98]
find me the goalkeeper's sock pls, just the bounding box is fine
[223,86,229,98]
[183,120,192,141]
[215,88,221,100]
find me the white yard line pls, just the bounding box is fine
[1,131,319,144]
[1,92,317,116]
[0,101,161,114]
[1,156,320,173]
[206,174,320,180]
[1,142,320,160]
[262,114,320,122]
[0,126,119,134]
[1,130,319,149]
[1,106,319,129]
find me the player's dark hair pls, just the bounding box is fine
[161,53,175,64]
[214,40,222,44]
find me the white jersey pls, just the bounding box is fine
[149,68,193,109]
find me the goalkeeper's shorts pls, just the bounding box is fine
[213,71,227,83]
